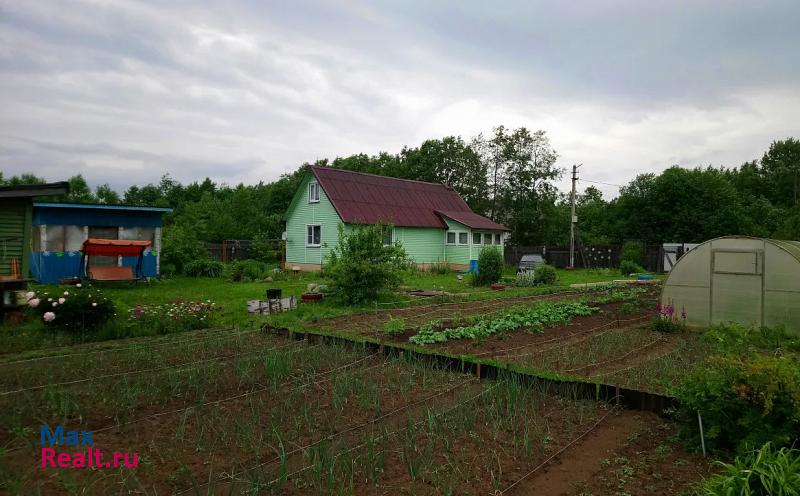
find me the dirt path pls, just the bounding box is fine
[506,409,641,496]
[505,409,711,496]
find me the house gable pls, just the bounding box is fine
[284,173,343,266]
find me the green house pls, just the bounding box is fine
[283,166,508,271]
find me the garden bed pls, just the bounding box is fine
[0,327,707,494]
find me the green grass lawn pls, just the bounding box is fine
[2,266,652,353]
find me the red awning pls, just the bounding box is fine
[81,238,151,257]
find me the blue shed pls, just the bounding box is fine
[30,203,172,284]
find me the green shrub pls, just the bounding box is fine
[475,246,504,286]
[183,259,224,277]
[250,232,280,263]
[533,264,557,285]
[619,259,645,275]
[427,262,451,275]
[704,323,800,355]
[673,355,800,455]
[161,226,208,275]
[515,271,538,287]
[620,241,645,266]
[326,224,410,304]
[383,317,406,335]
[25,285,116,332]
[225,260,271,282]
[695,443,800,495]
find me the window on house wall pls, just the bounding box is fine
[306,225,321,246]
[383,228,394,246]
[473,232,482,245]
[483,233,492,245]
[308,182,320,203]
[446,231,456,244]
[458,232,468,245]
[495,233,502,245]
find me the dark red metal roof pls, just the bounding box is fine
[311,166,506,230]
[436,210,509,231]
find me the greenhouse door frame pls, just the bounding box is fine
[709,248,765,327]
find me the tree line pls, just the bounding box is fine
[3,130,799,251]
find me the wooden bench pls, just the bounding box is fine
[87,266,135,282]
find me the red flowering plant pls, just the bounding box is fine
[652,299,686,333]
[128,299,219,334]
[25,284,116,332]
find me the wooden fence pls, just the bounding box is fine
[505,244,664,272]
[206,239,283,263]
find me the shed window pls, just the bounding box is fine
[494,233,502,245]
[308,182,320,203]
[44,225,84,252]
[383,228,394,246]
[472,232,482,245]
[446,231,456,245]
[458,232,468,245]
[306,225,321,246]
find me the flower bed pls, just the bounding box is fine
[128,300,219,334]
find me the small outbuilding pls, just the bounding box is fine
[30,202,172,284]
[661,236,800,333]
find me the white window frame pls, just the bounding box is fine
[446,231,457,245]
[308,182,320,203]
[473,232,482,245]
[458,232,468,245]
[383,228,394,246]
[306,224,321,247]
[483,233,492,245]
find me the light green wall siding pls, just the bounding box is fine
[444,219,471,265]
[394,227,446,264]
[284,175,343,265]
[443,218,505,265]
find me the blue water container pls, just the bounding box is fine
[469,260,478,273]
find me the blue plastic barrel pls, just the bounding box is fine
[469,260,478,273]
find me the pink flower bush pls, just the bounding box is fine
[25,285,116,331]
[25,291,35,301]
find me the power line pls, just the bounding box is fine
[578,178,625,188]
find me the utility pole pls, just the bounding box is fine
[569,164,582,269]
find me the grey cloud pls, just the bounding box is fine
[1,0,799,199]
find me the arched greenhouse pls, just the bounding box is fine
[660,236,800,334]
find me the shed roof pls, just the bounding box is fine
[311,166,506,230]
[436,210,509,231]
[0,182,69,198]
[33,202,172,213]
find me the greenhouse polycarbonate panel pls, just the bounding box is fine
[713,250,762,274]
[711,271,763,326]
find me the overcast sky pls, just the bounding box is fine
[1,1,799,198]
